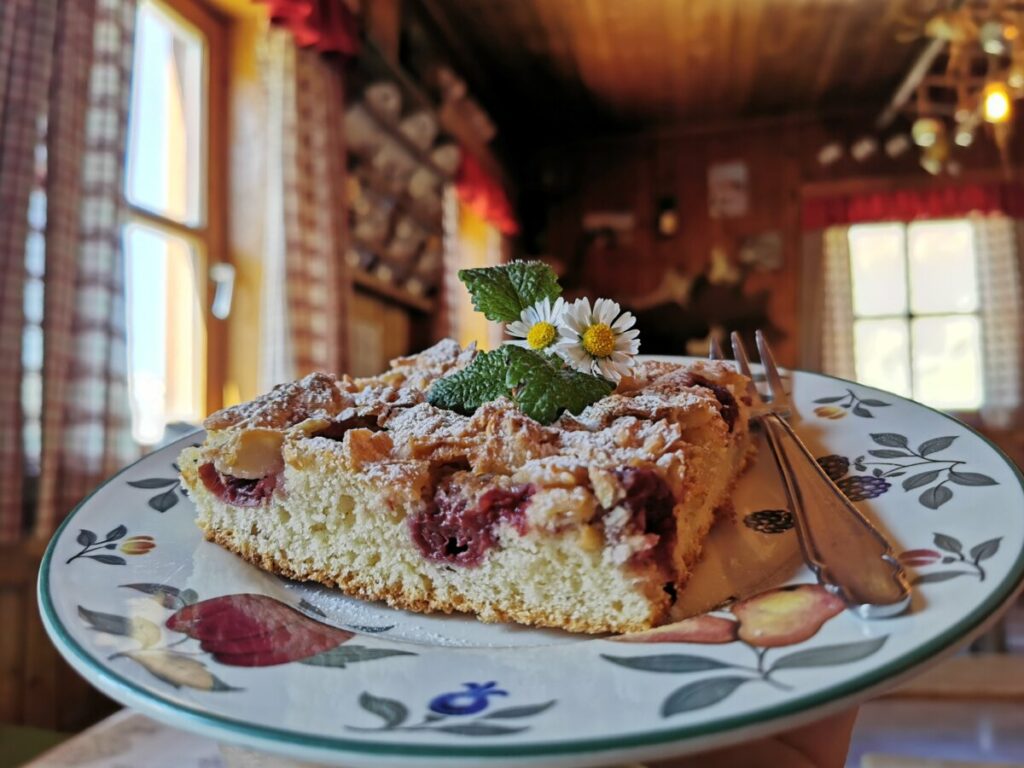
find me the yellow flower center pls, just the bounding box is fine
[581,323,616,358]
[526,321,557,350]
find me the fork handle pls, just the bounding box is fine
[759,413,911,618]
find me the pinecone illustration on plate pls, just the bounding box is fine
[816,454,850,482]
[836,475,891,502]
[743,509,794,534]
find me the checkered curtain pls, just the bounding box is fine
[819,226,857,381]
[972,213,1023,428]
[258,29,347,390]
[0,0,137,542]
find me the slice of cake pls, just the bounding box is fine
[179,340,755,634]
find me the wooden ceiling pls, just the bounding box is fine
[417,0,946,132]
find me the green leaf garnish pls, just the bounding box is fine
[427,346,613,425]
[425,348,513,416]
[458,261,561,323]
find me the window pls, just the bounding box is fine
[848,220,983,411]
[124,0,225,445]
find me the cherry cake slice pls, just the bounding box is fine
[179,340,755,634]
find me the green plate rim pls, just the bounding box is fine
[38,368,1024,760]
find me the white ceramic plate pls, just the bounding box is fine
[39,365,1024,768]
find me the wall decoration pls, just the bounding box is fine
[708,161,749,219]
[738,232,783,272]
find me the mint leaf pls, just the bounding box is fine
[458,261,561,323]
[427,349,512,415]
[503,346,613,424]
[428,347,612,425]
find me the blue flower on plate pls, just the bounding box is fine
[428,681,508,715]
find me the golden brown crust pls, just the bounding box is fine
[200,523,664,634]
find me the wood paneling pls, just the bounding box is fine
[1,544,116,731]
[540,112,1014,370]
[419,0,940,132]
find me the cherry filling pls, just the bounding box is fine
[198,462,278,508]
[616,467,676,543]
[607,467,677,577]
[689,376,738,432]
[410,482,534,567]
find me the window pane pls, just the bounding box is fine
[848,223,907,317]
[912,315,983,410]
[907,220,979,313]
[125,223,203,445]
[126,0,205,225]
[854,318,911,397]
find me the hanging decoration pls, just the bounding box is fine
[818,1,1023,174]
[455,151,518,235]
[256,0,360,56]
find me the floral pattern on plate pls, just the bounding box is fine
[899,533,1003,584]
[818,432,998,509]
[603,584,886,715]
[79,587,414,691]
[66,525,155,566]
[348,683,556,737]
[37,364,1024,767]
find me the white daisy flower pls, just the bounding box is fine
[505,296,566,352]
[555,297,640,382]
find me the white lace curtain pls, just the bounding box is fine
[816,214,1023,426]
[258,29,348,392]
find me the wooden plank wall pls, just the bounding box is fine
[540,114,1012,369]
[0,543,116,732]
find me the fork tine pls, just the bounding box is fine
[730,332,754,379]
[755,329,789,405]
[708,335,724,360]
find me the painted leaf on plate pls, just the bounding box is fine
[661,677,750,716]
[970,538,1001,562]
[933,533,963,554]
[769,636,888,672]
[949,471,998,487]
[127,478,179,489]
[122,583,190,610]
[870,433,909,449]
[917,436,957,456]
[358,692,408,727]
[600,654,735,673]
[299,646,415,668]
[434,722,528,736]
[482,701,556,719]
[79,607,161,648]
[148,488,180,513]
[920,485,953,510]
[120,650,238,692]
[903,471,941,490]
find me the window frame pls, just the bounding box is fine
[124,0,228,425]
[848,219,985,412]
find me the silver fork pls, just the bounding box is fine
[711,330,911,619]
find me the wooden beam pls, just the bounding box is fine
[875,0,967,130]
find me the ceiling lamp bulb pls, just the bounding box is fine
[980,20,1007,55]
[884,134,911,158]
[982,82,1012,123]
[850,136,878,162]
[911,117,942,147]
[817,142,843,166]
[954,126,974,147]
[1008,60,1024,90]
